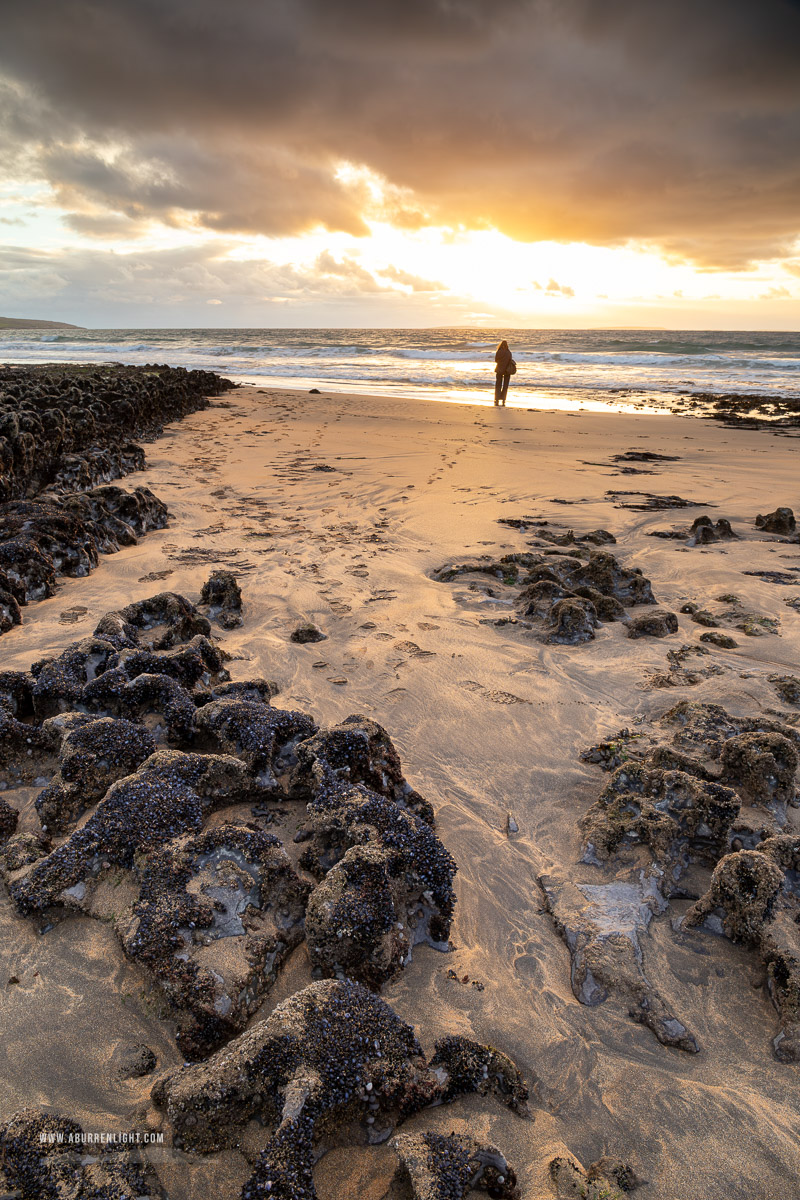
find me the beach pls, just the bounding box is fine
[2,381,800,1199]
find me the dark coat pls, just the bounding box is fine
[494,344,513,375]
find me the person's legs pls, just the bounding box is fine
[494,373,502,404]
[500,373,510,404]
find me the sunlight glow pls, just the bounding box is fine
[4,164,800,327]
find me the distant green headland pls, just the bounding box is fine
[0,317,84,330]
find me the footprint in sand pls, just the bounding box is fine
[459,680,529,704]
[393,641,435,659]
[59,606,89,624]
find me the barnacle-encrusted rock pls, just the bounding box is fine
[153,979,527,1199]
[291,714,433,822]
[570,551,655,606]
[719,732,798,820]
[300,785,456,985]
[426,1035,529,1112]
[769,675,800,706]
[0,796,19,844]
[755,506,796,536]
[391,1131,519,1199]
[209,677,280,704]
[0,1108,165,1199]
[0,574,22,633]
[111,1041,158,1079]
[540,872,697,1052]
[112,672,199,742]
[688,515,738,545]
[0,536,56,602]
[681,839,800,1060]
[291,621,327,644]
[626,609,678,639]
[0,670,36,719]
[9,750,257,915]
[0,482,174,639]
[2,579,461,1072]
[699,631,738,648]
[550,1152,640,1199]
[682,850,784,941]
[0,831,50,876]
[547,598,598,645]
[120,824,310,1057]
[63,483,168,541]
[0,362,231,501]
[433,547,654,647]
[199,568,243,629]
[109,634,225,688]
[31,636,117,718]
[660,700,800,762]
[35,716,156,832]
[0,704,59,785]
[580,762,739,875]
[114,592,212,649]
[761,916,800,1062]
[194,699,317,787]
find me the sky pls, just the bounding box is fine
[1,0,800,329]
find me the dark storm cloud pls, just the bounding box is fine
[1,0,799,265]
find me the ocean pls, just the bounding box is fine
[3,327,800,413]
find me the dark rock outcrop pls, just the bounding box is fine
[0,363,231,501]
[755,507,796,536]
[300,785,456,988]
[626,609,678,639]
[434,545,656,647]
[682,837,800,1060]
[291,621,327,644]
[0,1108,164,1199]
[719,732,798,821]
[391,1131,519,1200]
[199,569,243,629]
[580,761,739,874]
[3,582,459,1060]
[152,979,527,1199]
[0,365,233,636]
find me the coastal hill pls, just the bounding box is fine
[0,316,83,330]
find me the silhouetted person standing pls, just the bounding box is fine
[494,339,514,406]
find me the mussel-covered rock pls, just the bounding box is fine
[626,609,678,639]
[581,761,739,874]
[199,568,243,629]
[391,1131,520,1199]
[34,716,156,833]
[194,699,317,786]
[290,714,433,822]
[547,598,598,645]
[153,979,527,1199]
[719,732,798,821]
[290,621,327,644]
[433,545,655,648]
[300,785,456,985]
[120,824,310,1057]
[8,750,258,915]
[755,507,796,536]
[0,1108,165,1199]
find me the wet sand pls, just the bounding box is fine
[2,385,800,1199]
